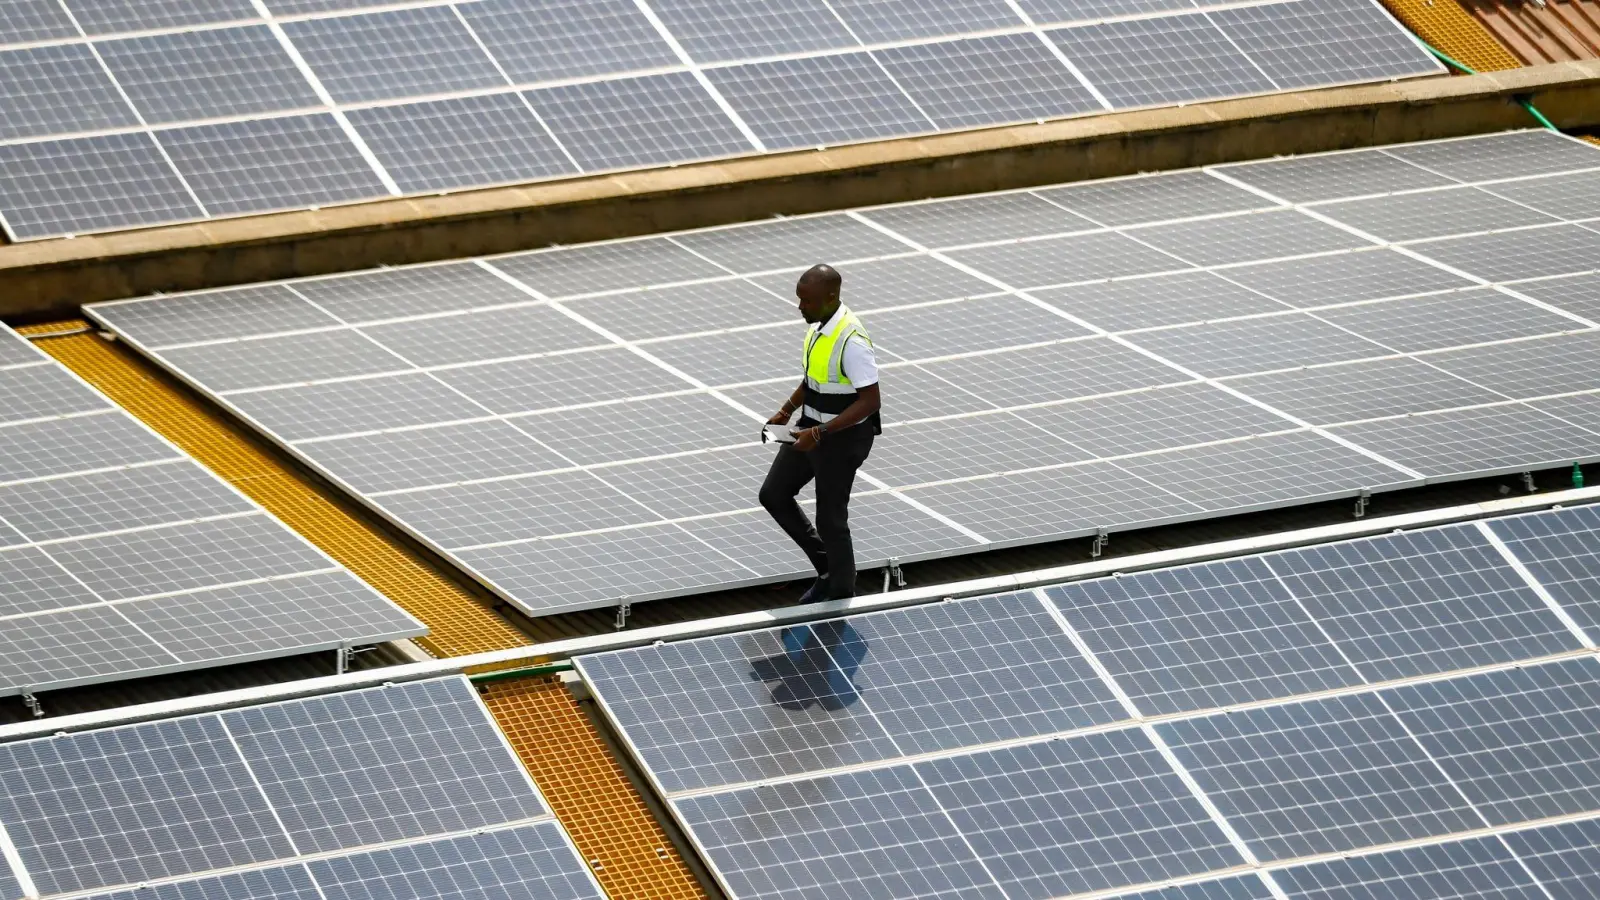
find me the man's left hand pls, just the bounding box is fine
[793,426,823,452]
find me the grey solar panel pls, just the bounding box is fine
[1101,877,1275,900]
[859,193,1095,249]
[1121,314,1388,377]
[360,303,605,367]
[489,237,729,298]
[875,33,1101,130]
[829,0,1023,42]
[159,329,406,393]
[0,132,203,240]
[281,7,503,103]
[516,392,757,464]
[1480,169,1600,221]
[1385,658,1600,825]
[1408,224,1600,283]
[96,26,322,125]
[459,0,680,83]
[1214,249,1477,308]
[347,93,577,193]
[158,114,389,216]
[0,459,255,542]
[0,714,295,895]
[749,254,1004,309]
[432,347,688,414]
[376,468,659,549]
[918,732,1244,898]
[600,443,781,518]
[83,866,322,900]
[1384,130,1600,183]
[0,363,110,424]
[866,295,1094,361]
[916,338,1189,407]
[0,329,44,368]
[307,822,603,900]
[1489,504,1600,636]
[1214,149,1458,204]
[673,214,911,273]
[1,605,180,692]
[1312,186,1561,242]
[526,71,754,171]
[1032,270,1291,332]
[263,0,398,11]
[1046,15,1276,109]
[224,373,485,441]
[1273,836,1544,900]
[1014,382,1299,457]
[563,278,794,340]
[646,325,793,386]
[1314,289,1577,353]
[0,412,179,484]
[944,230,1190,288]
[706,53,932,151]
[1209,0,1442,89]
[291,262,535,323]
[0,0,77,44]
[89,286,340,350]
[121,570,422,663]
[1129,210,1372,266]
[1263,524,1582,681]
[458,522,756,612]
[0,43,138,141]
[903,459,1203,544]
[0,519,25,548]
[1037,170,1273,227]
[299,419,567,493]
[866,411,1094,485]
[0,545,102,617]
[1507,272,1600,323]
[674,766,1006,900]
[1501,819,1600,899]
[759,362,992,423]
[1155,692,1482,860]
[1222,356,1502,425]
[1118,429,1417,511]
[1529,391,1600,437]
[1048,556,1364,714]
[649,0,859,63]
[1327,404,1600,479]
[67,0,259,36]
[221,677,547,854]
[1423,331,1600,399]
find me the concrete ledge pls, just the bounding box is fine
[5,60,1600,317]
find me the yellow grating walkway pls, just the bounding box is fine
[482,677,708,900]
[19,322,532,661]
[1382,0,1524,71]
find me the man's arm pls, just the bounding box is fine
[767,382,806,425]
[818,383,880,433]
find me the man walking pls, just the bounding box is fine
[761,264,882,603]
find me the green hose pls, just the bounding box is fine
[1417,39,1560,132]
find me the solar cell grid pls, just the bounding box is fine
[916,337,1189,408]
[375,468,659,549]
[83,865,322,900]
[1128,209,1372,267]
[431,346,689,415]
[0,44,138,142]
[300,419,568,494]
[1383,130,1600,183]
[458,0,680,83]
[1480,169,1600,222]
[307,822,603,900]
[647,0,860,63]
[1313,289,1579,353]
[0,364,110,424]
[526,71,755,172]
[1263,524,1582,682]
[0,0,77,45]
[66,0,260,36]
[96,27,322,126]
[873,33,1101,130]
[160,329,406,393]
[1032,270,1292,332]
[1213,248,1478,308]
[1155,692,1482,861]
[282,7,504,104]
[1049,556,1364,715]
[1273,836,1544,900]
[865,294,1094,361]
[289,262,534,324]
[705,53,932,151]
[0,459,254,542]
[1384,658,1600,826]
[865,410,1094,485]
[1487,505,1600,636]
[1507,273,1600,323]
[673,214,911,274]
[0,413,180,485]
[1422,331,1600,400]
[1214,150,1459,204]
[1103,877,1275,900]
[518,392,756,464]
[1119,314,1389,378]
[1014,382,1299,457]
[1,605,177,691]
[598,442,785,518]
[1220,356,1503,425]
[1326,402,1600,480]
[0,132,204,241]
[918,731,1244,899]
[224,373,486,442]
[1310,186,1561,243]
[829,0,1024,42]
[645,325,794,386]
[1407,224,1600,284]
[1529,391,1600,438]
[347,93,577,194]
[1045,15,1276,110]
[0,329,44,369]
[90,286,340,350]
[944,229,1191,288]
[489,238,729,299]
[1037,170,1272,227]
[0,545,102,617]
[1502,819,1600,899]
[358,303,605,368]
[1209,0,1444,89]
[858,193,1095,249]
[561,278,794,340]
[748,253,1004,309]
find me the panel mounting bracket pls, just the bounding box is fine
[1091,527,1110,558]
[335,641,353,676]
[1522,471,1537,493]
[20,688,42,719]
[1354,489,1371,518]
[882,558,905,593]
[615,600,632,631]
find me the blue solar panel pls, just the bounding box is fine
[307,822,603,900]
[84,866,322,900]
[1272,835,1545,900]
[1501,818,1600,899]
[1488,505,1600,637]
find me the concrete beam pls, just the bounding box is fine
[4,61,1599,317]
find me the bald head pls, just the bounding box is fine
[796,264,842,324]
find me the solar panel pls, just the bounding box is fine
[0,132,204,240]
[0,678,597,900]
[0,363,111,423]
[1509,273,1600,323]
[1383,129,1600,182]
[831,0,1024,42]
[0,44,138,141]
[95,26,322,125]
[68,0,259,36]
[1487,504,1600,636]
[1047,557,1364,715]
[457,0,680,83]
[704,53,935,150]
[1100,877,1276,900]
[1208,0,1444,88]
[526,72,755,171]
[91,132,1600,618]
[1501,819,1600,898]
[1046,15,1276,109]
[1407,223,1600,283]
[1312,186,1561,243]
[873,33,1101,129]
[347,93,577,193]
[1261,525,1582,682]
[1480,169,1600,221]
[281,7,504,104]
[1272,836,1545,900]
[0,0,77,45]
[648,0,859,63]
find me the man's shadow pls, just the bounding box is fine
[749,622,867,712]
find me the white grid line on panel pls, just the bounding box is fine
[0,566,348,624]
[106,602,187,664]
[0,817,37,900]
[0,406,123,432]
[13,509,263,549]
[1477,520,1599,650]
[999,0,1113,109]
[0,456,184,491]
[631,0,767,150]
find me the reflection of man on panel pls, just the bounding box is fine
[760,264,882,603]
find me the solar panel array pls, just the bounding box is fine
[0,676,605,900]
[577,502,1600,900]
[0,323,424,699]
[0,0,1440,239]
[87,130,1600,617]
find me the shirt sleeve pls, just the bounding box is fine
[841,334,879,388]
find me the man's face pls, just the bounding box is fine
[795,277,831,324]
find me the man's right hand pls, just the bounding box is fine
[766,410,791,425]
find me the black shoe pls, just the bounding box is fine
[798,576,831,604]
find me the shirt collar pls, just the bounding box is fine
[814,304,850,337]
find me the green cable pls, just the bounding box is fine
[1416,38,1560,132]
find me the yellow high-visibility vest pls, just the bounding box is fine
[801,306,875,427]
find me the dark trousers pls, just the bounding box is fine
[759,423,875,599]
